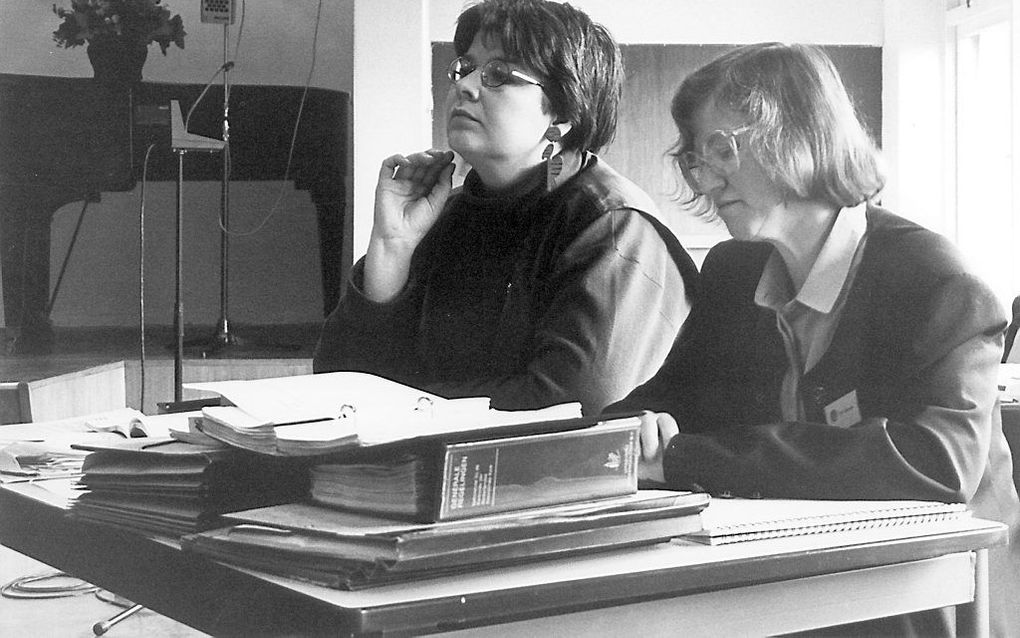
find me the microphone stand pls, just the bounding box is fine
[174,148,185,402]
[169,99,224,402]
[207,23,240,353]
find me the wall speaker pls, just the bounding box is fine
[200,0,236,25]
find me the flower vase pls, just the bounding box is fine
[86,39,148,89]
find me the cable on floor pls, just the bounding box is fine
[1,570,98,599]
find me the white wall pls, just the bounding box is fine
[881,0,948,236]
[0,0,353,91]
[351,0,924,260]
[430,0,885,44]
[351,0,432,262]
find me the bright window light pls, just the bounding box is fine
[952,9,1015,314]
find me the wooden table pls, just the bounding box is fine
[0,478,1006,637]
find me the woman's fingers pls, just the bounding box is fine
[379,154,410,182]
[389,149,453,184]
[419,150,455,187]
[639,411,660,461]
[656,412,679,447]
[638,411,678,461]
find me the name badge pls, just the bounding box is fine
[824,390,861,428]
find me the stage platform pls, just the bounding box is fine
[0,324,318,420]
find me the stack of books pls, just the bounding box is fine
[174,372,710,589]
[181,490,709,590]
[69,439,309,537]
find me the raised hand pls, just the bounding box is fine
[365,149,456,302]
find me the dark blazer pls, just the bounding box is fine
[612,206,1020,636]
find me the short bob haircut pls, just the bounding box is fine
[453,0,623,154]
[670,42,886,211]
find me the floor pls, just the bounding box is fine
[0,323,320,637]
[0,545,209,638]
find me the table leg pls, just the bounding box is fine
[956,548,990,638]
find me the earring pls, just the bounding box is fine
[543,125,564,191]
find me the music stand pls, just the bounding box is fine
[170,100,225,402]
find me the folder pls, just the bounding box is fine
[181,490,710,589]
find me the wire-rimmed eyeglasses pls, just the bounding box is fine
[447,57,543,89]
[677,125,752,194]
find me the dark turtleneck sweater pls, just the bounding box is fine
[313,156,697,415]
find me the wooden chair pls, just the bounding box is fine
[1003,295,1020,363]
[0,381,30,424]
[0,361,126,425]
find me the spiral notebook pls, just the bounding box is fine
[684,498,970,545]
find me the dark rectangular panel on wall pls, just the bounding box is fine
[0,74,350,346]
[431,43,882,241]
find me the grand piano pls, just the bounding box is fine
[0,73,348,353]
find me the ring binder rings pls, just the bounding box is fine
[185,371,586,456]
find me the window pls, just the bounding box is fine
[948,0,1016,312]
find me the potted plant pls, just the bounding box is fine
[52,0,186,86]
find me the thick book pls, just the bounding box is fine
[309,416,641,522]
[180,490,710,589]
[684,498,971,545]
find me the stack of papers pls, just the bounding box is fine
[0,409,159,483]
[187,371,583,456]
[181,490,710,589]
[69,439,310,537]
[0,441,86,481]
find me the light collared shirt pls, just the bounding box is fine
[754,203,869,421]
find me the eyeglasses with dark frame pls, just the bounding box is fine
[447,56,543,89]
[677,125,752,194]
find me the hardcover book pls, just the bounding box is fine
[309,416,642,522]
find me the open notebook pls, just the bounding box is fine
[684,498,970,545]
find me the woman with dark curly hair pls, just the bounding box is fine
[314,0,696,416]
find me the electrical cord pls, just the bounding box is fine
[2,572,145,634]
[138,142,157,411]
[218,0,323,238]
[94,588,134,608]
[1,570,98,599]
[184,61,235,134]
[46,198,91,316]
